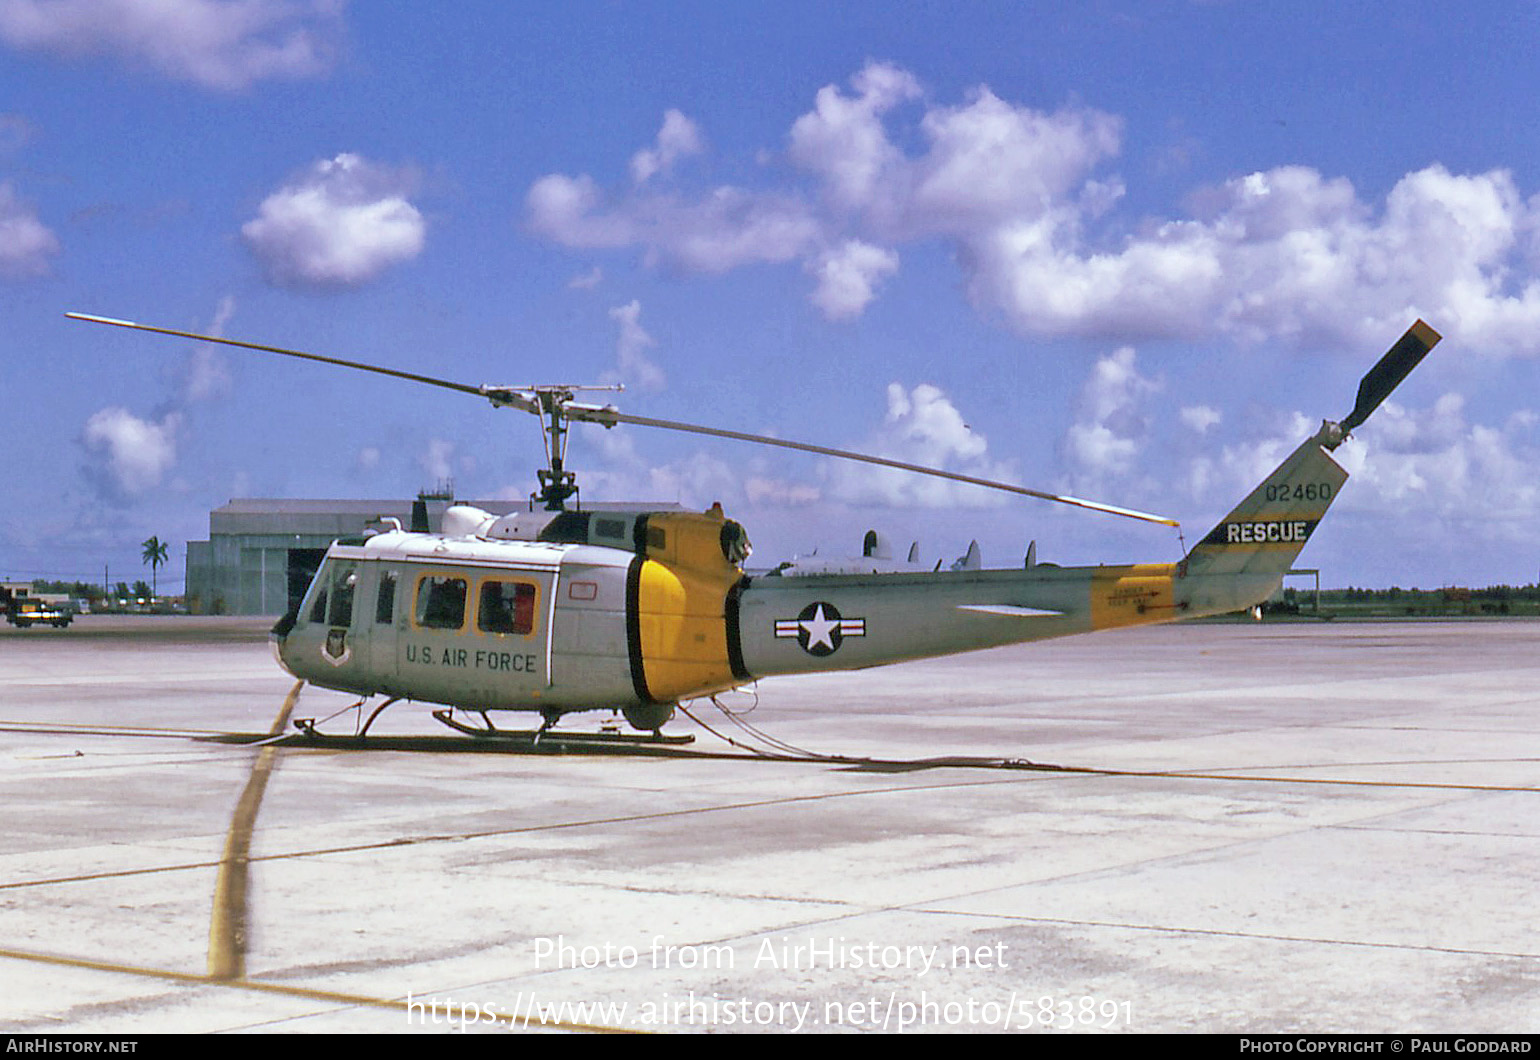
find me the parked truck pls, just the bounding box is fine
[6,597,73,628]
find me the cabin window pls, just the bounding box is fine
[415,576,467,630]
[595,518,625,540]
[308,587,329,625]
[328,565,357,627]
[478,580,537,635]
[375,570,397,625]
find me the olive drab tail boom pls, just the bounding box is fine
[729,430,1338,681]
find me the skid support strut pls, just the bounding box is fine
[432,709,693,746]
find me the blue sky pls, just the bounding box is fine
[5,1,1540,592]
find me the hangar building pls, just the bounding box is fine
[185,496,523,615]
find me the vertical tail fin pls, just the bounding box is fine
[1183,429,1347,577]
[1182,318,1440,580]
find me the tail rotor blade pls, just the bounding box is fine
[1340,320,1441,433]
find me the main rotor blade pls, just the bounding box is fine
[1340,319,1442,434]
[573,407,1181,527]
[69,311,1178,526]
[66,313,487,399]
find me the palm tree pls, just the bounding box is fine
[141,536,169,601]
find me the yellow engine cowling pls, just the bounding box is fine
[629,505,749,704]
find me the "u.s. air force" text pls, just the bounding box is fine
[404,644,538,672]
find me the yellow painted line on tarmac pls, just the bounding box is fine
[1058,765,1540,793]
[0,720,227,737]
[207,680,301,981]
[0,944,637,1033]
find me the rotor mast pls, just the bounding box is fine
[534,388,579,510]
[480,384,625,511]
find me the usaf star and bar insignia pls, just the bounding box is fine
[775,601,866,656]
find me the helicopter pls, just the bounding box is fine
[67,312,1440,743]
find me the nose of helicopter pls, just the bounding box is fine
[268,609,299,675]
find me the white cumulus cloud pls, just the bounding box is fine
[743,476,821,507]
[566,423,741,508]
[1180,405,1222,434]
[0,0,343,90]
[1336,394,1539,522]
[81,407,180,501]
[825,382,1014,508]
[969,163,1540,351]
[1064,347,1160,478]
[524,61,1540,353]
[242,153,425,289]
[566,265,602,289]
[353,445,380,474]
[631,109,704,184]
[77,298,254,504]
[787,61,921,212]
[417,438,471,488]
[181,294,236,402]
[807,240,899,320]
[0,181,58,278]
[1186,394,1540,570]
[527,173,819,273]
[606,299,665,391]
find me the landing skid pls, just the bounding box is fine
[432,709,694,746]
[293,696,401,740]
